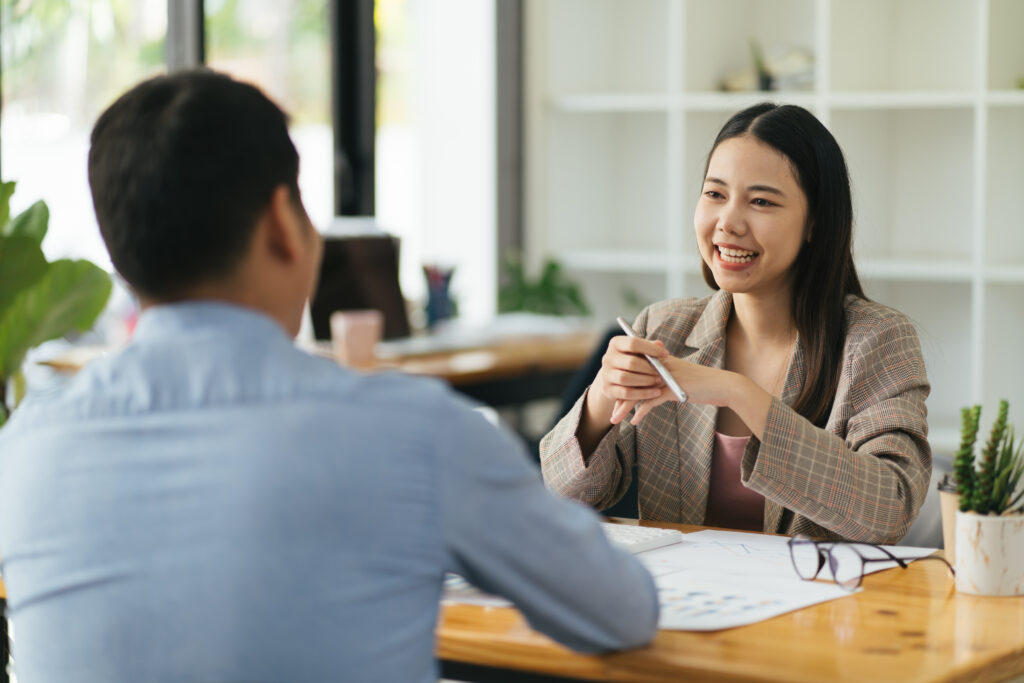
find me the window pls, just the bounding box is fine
[1,0,168,268]
[205,0,333,230]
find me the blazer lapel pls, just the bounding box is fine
[762,333,807,534]
[673,291,731,524]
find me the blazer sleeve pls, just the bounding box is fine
[741,313,932,544]
[539,308,659,510]
[539,389,637,510]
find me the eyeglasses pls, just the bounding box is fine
[787,534,955,591]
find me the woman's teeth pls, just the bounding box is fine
[718,246,757,263]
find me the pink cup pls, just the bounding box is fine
[330,310,383,369]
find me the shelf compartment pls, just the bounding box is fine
[549,94,674,113]
[982,284,1024,417]
[543,0,670,96]
[985,266,1024,284]
[684,0,815,94]
[831,108,973,262]
[861,280,972,439]
[682,92,817,112]
[985,107,1024,266]
[857,258,974,283]
[830,0,977,92]
[988,0,1024,90]
[986,91,1024,106]
[828,92,975,109]
[543,111,668,254]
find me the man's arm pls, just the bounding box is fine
[437,401,659,653]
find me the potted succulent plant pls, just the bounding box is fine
[952,399,1024,595]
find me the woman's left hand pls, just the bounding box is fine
[615,357,739,425]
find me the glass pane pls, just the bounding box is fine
[375,0,419,303]
[205,0,333,231]
[1,0,168,268]
[375,0,497,322]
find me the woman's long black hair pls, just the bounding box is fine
[701,103,865,426]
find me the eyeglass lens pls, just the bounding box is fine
[789,538,823,580]
[827,544,864,589]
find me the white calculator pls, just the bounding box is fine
[600,522,684,554]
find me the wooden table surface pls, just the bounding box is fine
[386,330,597,386]
[38,330,599,388]
[437,521,1024,683]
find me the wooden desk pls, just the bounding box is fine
[39,330,599,410]
[385,331,596,407]
[437,521,1024,683]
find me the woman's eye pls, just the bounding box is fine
[752,197,777,207]
[704,190,724,199]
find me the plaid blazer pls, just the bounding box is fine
[540,290,932,544]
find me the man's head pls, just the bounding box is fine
[88,68,322,335]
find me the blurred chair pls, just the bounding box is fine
[310,235,411,341]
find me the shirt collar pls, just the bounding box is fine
[132,301,291,345]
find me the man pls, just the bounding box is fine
[0,70,657,682]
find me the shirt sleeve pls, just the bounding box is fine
[740,314,932,544]
[436,400,658,653]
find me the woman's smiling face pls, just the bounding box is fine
[694,134,810,299]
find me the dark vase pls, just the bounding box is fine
[423,265,455,328]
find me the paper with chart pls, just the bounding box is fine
[441,528,939,631]
[641,530,937,631]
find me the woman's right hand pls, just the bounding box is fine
[583,335,669,432]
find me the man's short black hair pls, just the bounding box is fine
[88,68,300,299]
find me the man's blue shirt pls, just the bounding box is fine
[0,302,657,682]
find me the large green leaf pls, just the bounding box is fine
[0,235,49,315]
[4,200,49,244]
[0,259,112,379]
[0,180,15,229]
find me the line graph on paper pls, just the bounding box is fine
[638,530,797,580]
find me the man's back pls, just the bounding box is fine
[0,302,657,682]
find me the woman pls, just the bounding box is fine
[540,103,931,544]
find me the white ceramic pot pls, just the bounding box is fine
[954,510,1024,596]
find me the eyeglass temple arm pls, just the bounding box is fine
[857,544,956,574]
[852,543,911,568]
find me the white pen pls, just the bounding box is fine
[615,316,688,404]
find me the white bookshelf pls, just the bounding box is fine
[524,0,1024,455]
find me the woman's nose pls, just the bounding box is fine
[715,202,747,236]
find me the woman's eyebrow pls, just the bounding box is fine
[704,177,786,197]
[749,184,786,196]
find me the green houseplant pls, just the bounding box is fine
[951,399,1024,596]
[498,251,590,317]
[953,399,1024,516]
[0,180,113,427]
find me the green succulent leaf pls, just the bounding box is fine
[5,200,50,244]
[0,180,16,229]
[0,235,50,314]
[0,259,112,379]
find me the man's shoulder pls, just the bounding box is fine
[7,337,464,436]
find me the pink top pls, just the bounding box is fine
[704,432,765,532]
